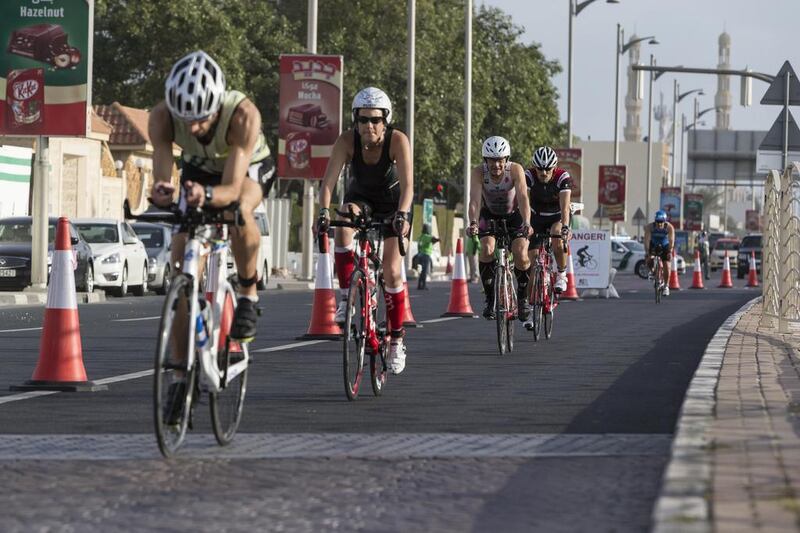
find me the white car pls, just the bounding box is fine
[611,238,685,278]
[226,209,272,289]
[73,219,149,297]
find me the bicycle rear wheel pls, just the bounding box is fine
[210,284,249,446]
[343,269,367,400]
[530,268,544,341]
[153,274,197,458]
[494,265,508,354]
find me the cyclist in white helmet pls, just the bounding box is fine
[149,50,274,346]
[467,136,532,321]
[317,87,413,375]
[525,146,572,303]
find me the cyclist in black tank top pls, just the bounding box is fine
[316,87,414,375]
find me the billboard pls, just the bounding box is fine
[745,209,761,232]
[684,193,704,231]
[570,230,611,289]
[660,187,681,225]
[598,165,626,221]
[277,54,343,179]
[555,148,581,201]
[0,0,93,136]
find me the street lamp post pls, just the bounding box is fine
[680,114,705,212]
[670,84,704,183]
[645,54,655,222]
[567,0,618,148]
[614,25,657,164]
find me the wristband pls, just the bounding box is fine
[204,185,214,204]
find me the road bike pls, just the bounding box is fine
[125,200,250,457]
[486,219,518,355]
[528,233,567,341]
[328,207,406,401]
[650,252,665,304]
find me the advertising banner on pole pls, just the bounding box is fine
[684,193,704,231]
[570,230,611,289]
[277,54,343,179]
[745,209,761,232]
[659,187,681,225]
[598,165,626,221]
[0,0,93,136]
[555,148,582,201]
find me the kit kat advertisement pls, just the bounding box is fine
[0,0,92,136]
[555,148,581,202]
[277,54,343,179]
[598,165,626,222]
[659,187,681,225]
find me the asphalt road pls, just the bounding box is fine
[0,275,756,532]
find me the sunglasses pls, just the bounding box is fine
[356,116,384,125]
[535,167,554,172]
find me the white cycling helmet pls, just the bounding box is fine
[165,50,226,122]
[532,146,558,169]
[482,136,511,159]
[352,87,392,124]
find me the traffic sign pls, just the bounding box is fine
[761,61,800,105]
[758,108,800,151]
[632,208,646,223]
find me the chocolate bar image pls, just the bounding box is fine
[7,23,79,69]
[287,103,328,128]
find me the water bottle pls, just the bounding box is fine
[196,300,209,348]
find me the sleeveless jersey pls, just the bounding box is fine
[649,222,670,247]
[525,167,571,215]
[350,126,398,195]
[173,90,271,174]
[481,162,517,215]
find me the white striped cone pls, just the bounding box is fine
[11,217,105,391]
[442,238,475,317]
[400,259,419,327]
[561,245,579,300]
[668,251,681,290]
[297,233,342,339]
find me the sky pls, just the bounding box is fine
[481,0,800,142]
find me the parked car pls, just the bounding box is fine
[226,208,271,290]
[73,219,149,297]
[131,222,173,295]
[737,234,762,279]
[0,217,95,292]
[709,238,740,271]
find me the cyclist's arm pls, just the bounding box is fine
[511,163,530,226]
[318,132,351,210]
[644,224,651,255]
[668,223,676,250]
[390,130,414,213]
[148,103,177,205]
[214,99,261,207]
[558,189,571,227]
[468,166,483,225]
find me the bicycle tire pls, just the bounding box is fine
[544,272,555,339]
[530,268,544,341]
[494,264,508,355]
[370,281,388,397]
[210,283,249,446]
[505,267,516,354]
[153,274,197,458]
[343,269,367,400]
[654,261,662,304]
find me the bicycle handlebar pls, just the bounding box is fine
[322,207,406,256]
[123,199,244,227]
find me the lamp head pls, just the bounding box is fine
[648,38,659,45]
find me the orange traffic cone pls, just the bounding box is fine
[442,238,476,317]
[445,253,453,276]
[718,250,733,288]
[296,233,342,340]
[690,250,705,289]
[561,244,580,301]
[400,260,420,328]
[746,251,759,288]
[11,217,106,392]
[668,251,682,291]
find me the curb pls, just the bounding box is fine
[651,296,761,532]
[0,291,106,307]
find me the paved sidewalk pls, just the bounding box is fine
[654,298,800,532]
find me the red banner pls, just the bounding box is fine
[684,193,704,231]
[556,148,582,202]
[598,165,626,221]
[745,209,761,232]
[277,54,343,179]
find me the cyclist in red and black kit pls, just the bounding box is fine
[467,136,532,321]
[526,146,572,295]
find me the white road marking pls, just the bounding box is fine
[0,327,43,333]
[420,317,463,324]
[253,339,328,353]
[93,370,153,385]
[112,316,161,323]
[0,391,58,405]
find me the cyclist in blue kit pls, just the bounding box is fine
[644,210,675,296]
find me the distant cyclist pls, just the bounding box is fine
[525,146,572,294]
[466,136,532,321]
[644,210,675,296]
[317,87,413,374]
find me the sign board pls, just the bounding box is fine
[277,54,343,179]
[598,165,626,221]
[570,230,610,289]
[756,150,800,173]
[745,209,761,232]
[555,148,582,201]
[684,193,704,231]
[674,230,689,259]
[660,187,681,225]
[0,0,93,136]
[760,61,800,106]
[632,207,646,223]
[422,198,433,227]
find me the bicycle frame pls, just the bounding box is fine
[355,233,385,356]
[532,239,559,314]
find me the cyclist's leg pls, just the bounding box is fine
[478,231,497,319]
[228,179,263,341]
[333,196,364,323]
[511,233,531,320]
[548,218,568,291]
[382,220,409,374]
[662,249,672,289]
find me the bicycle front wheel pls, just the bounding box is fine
[153,274,197,458]
[210,283,249,446]
[370,282,388,397]
[343,269,367,400]
[530,268,544,341]
[505,268,515,354]
[495,265,508,355]
[654,262,662,304]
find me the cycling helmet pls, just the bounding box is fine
[532,146,558,169]
[165,50,226,122]
[352,87,392,124]
[481,136,511,159]
[654,210,667,222]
